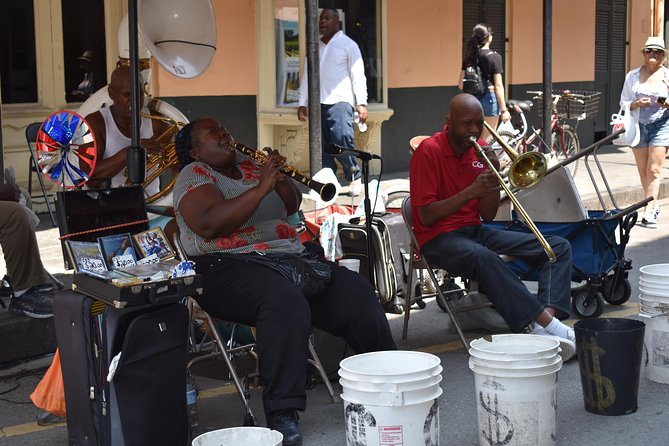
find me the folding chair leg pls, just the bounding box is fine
[427,267,469,350]
[402,254,416,339]
[307,335,339,403]
[29,147,57,227]
[186,303,256,425]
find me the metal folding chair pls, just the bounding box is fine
[25,122,57,227]
[400,196,494,349]
[172,231,339,426]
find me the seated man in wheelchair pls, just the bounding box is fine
[173,117,396,445]
[409,93,575,359]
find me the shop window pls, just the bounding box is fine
[0,0,38,104]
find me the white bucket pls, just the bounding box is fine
[469,334,560,360]
[339,351,442,446]
[192,427,282,446]
[639,283,669,296]
[638,297,669,384]
[639,264,669,283]
[469,334,562,446]
[639,291,669,304]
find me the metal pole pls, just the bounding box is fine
[305,0,322,176]
[127,0,145,185]
[542,0,552,152]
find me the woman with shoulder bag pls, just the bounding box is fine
[458,23,510,139]
[620,36,669,228]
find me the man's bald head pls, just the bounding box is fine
[446,93,485,155]
[449,93,484,119]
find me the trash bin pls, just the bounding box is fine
[574,318,645,416]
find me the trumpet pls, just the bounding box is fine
[469,135,556,262]
[230,141,337,202]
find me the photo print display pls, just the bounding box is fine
[132,227,175,261]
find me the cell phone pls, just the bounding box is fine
[658,96,666,104]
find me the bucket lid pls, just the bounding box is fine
[468,356,562,378]
[339,372,442,393]
[469,351,561,369]
[339,351,441,380]
[470,334,560,359]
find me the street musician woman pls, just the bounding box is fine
[173,117,396,445]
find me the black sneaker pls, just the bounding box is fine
[8,288,53,319]
[267,409,302,445]
[36,410,66,426]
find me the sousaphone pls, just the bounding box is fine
[73,0,216,204]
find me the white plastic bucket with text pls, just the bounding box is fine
[638,264,669,383]
[339,351,442,446]
[469,334,562,446]
[639,297,669,383]
[192,427,282,446]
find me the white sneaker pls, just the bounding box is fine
[349,178,362,197]
[642,208,660,229]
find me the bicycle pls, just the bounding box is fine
[498,90,601,177]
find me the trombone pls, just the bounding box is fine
[470,122,556,262]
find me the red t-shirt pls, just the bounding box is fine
[409,127,488,248]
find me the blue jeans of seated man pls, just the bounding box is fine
[321,102,361,181]
[421,225,572,333]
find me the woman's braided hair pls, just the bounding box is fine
[175,120,197,171]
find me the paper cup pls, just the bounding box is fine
[339,259,360,273]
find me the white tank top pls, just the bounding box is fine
[99,105,159,196]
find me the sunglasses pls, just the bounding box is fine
[644,48,664,55]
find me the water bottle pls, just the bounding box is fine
[354,112,368,133]
[186,373,199,438]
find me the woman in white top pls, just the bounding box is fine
[620,36,669,228]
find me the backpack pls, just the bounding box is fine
[462,57,486,98]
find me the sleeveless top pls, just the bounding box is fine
[172,159,304,257]
[99,105,159,195]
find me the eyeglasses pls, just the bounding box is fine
[644,48,664,55]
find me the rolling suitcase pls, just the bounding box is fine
[54,290,189,446]
[338,213,419,313]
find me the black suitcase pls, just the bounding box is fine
[338,213,419,313]
[54,290,189,446]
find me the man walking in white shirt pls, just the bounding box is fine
[297,8,368,196]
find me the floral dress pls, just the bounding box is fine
[173,155,304,257]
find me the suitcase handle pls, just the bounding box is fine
[147,281,183,305]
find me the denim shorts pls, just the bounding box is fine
[635,115,669,148]
[479,89,499,117]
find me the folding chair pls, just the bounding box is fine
[25,122,57,227]
[400,196,494,349]
[171,232,339,426]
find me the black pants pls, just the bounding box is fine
[193,255,397,415]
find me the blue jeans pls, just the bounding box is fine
[321,102,361,181]
[421,225,572,332]
[635,115,669,148]
[480,89,499,117]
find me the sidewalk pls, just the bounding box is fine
[0,142,667,370]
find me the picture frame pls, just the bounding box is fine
[66,240,107,273]
[132,227,175,261]
[97,233,138,270]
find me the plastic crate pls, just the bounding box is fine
[531,90,601,120]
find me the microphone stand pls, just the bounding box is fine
[356,152,377,292]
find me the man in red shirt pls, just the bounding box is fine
[410,93,575,359]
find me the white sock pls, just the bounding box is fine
[544,317,572,339]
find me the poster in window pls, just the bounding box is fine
[275,6,300,106]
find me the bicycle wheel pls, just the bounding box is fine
[551,125,580,176]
